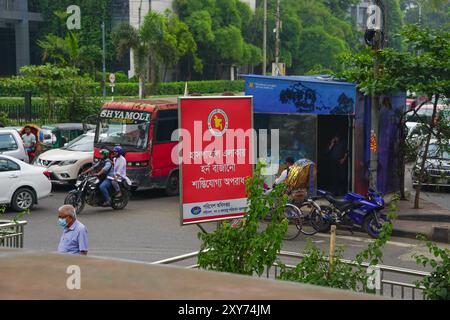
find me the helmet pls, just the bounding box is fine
[113,145,124,156]
[100,149,110,157]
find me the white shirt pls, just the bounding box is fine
[22,133,36,148]
[113,155,127,180]
[275,168,290,185]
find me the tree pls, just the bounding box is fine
[112,23,147,98]
[30,0,116,70]
[340,25,450,208]
[37,31,102,77]
[158,11,202,81]
[174,0,261,79]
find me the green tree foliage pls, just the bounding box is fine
[2,64,97,122]
[384,0,406,50]
[112,23,148,98]
[247,0,362,75]
[414,235,450,300]
[198,163,288,276]
[29,0,114,68]
[401,0,450,30]
[37,30,101,77]
[340,25,450,207]
[174,0,262,79]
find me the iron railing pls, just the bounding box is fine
[152,250,430,300]
[0,220,27,248]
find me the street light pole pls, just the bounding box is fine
[262,0,267,75]
[275,0,280,66]
[102,21,106,98]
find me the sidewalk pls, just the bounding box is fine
[389,194,450,243]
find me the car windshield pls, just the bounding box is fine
[63,134,94,152]
[96,110,151,149]
[424,144,450,159]
[0,133,18,152]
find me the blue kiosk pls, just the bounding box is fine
[243,74,406,195]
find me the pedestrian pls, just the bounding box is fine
[57,205,88,256]
[326,134,348,195]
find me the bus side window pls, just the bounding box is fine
[155,110,178,143]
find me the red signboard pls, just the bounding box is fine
[179,96,253,225]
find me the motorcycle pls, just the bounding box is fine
[311,188,388,238]
[64,173,130,214]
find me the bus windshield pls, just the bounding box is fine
[96,110,151,149]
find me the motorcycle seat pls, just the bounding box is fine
[326,195,359,212]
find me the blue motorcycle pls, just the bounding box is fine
[311,189,388,238]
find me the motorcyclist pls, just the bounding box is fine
[83,149,114,206]
[110,145,129,198]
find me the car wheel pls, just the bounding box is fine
[11,188,35,212]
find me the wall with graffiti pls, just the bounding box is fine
[244,75,357,115]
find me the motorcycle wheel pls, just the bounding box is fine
[111,190,129,210]
[364,213,388,239]
[64,191,85,215]
[310,205,332,233]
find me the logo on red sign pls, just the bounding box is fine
[208,109,228,137]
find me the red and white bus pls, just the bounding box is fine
[93,100,179,194]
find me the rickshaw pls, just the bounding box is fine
[40,123,95,151]
[19,124,44,163]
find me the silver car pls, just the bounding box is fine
[0,129,29,163]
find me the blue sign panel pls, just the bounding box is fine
[244,75,357,115]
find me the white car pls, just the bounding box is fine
[0,128,30,163]
[34,132,94,184]
[0,155,52,211]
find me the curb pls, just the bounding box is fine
[397,214,450,222]
[392,226,450,244]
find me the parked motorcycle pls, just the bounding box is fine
[64,174,130,214]
[311,189,388,238]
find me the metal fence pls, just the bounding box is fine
[0,220,27,248]
[152,250,430,300]
[0,102,58,124]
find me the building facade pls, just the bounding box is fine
[0,0,43,75]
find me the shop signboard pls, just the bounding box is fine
[178,96,254,225]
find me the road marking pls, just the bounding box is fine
[312,233,417,248]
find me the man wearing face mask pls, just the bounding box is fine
[57,205,88,256]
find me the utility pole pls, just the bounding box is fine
[262,0,267,75]
[102,21,106,98]
[369,0,384,190]
[275,0,281,66]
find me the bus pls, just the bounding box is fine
[94,100,179,195]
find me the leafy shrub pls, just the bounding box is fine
[414,235,450,300]
[197,162,288,276]
[0,111,9,126]
[1,79,245,97]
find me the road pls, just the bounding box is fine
[2,185,448,273]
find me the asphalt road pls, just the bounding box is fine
[2,184,448,273]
